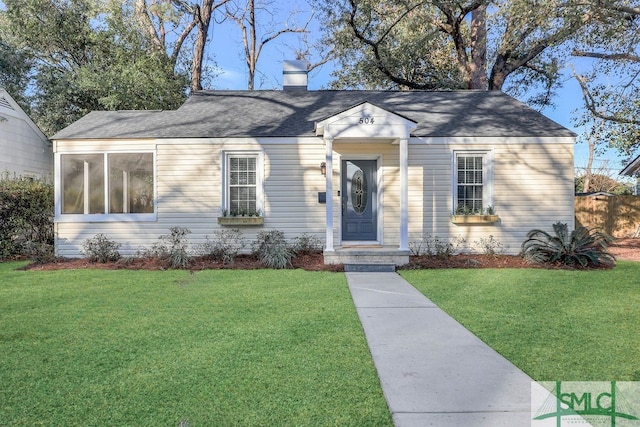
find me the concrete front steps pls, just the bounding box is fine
[323,246,410,272]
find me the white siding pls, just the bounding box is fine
[263,142,326,234]
[54,135,574,257]
[0,92,52,179]
[407,139,574,254]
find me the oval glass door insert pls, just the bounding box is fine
[351,169,368,214]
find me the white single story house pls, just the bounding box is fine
[621,154,640,177]
[51,62,575,265]
[0,88,52,180]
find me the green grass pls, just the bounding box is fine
[400,262,640,381]
[0,262,392,426]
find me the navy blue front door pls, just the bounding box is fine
[342,160,377,241]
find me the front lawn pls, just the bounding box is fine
[401,261,640,381]
[0,262,391,426]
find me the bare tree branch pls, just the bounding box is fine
[288,19,334,73]
[573,66,640,125]
[226,0,312,89]
[306,52,333,71]
[131,0,199,68]
[573,50,640,63]
[596,1,640,16]
[170,19,198,66]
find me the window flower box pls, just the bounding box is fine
[451,214,500,224]
[217,216,263,226]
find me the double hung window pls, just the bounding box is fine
[454,151,492,214]
[224,152,263,215]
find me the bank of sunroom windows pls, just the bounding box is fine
[60,152,154,217]
[454,151,493,214]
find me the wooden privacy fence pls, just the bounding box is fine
[575,195,640,238]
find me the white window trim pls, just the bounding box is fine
[221,151,264,215]
[55,151,157,223]
[452,149,494,213]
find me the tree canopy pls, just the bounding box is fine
[1,0,190,136]
[0,39,33,111]
[319,1,596,96]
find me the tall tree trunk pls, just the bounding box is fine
[583,121,606,193]
[134,0,163,52]
[191,0,229,92]
[488,55,508,90]
[470,4,487,90]
[191,3,210,92]
[247,0,256,90]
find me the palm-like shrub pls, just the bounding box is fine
[521,222,615,267]
[253,229,294,269]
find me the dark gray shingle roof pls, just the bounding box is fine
[51,90,575,139]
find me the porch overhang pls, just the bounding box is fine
[315,102,417,256]
[314,101,416,140]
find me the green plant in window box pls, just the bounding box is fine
[218,209,263,225]
[452,205,499,224]
[455,205,480,215]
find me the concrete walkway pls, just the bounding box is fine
[346,272,537,427]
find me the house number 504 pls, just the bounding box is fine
[359,117,374,124]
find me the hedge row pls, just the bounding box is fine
[0,176,54,260]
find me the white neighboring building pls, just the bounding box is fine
[620,154,640,195]
[0,88,52,180]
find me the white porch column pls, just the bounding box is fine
[399,137,409,250]
[325,137,334,251]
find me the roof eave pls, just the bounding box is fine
[620,154,640,176]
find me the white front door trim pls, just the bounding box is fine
[338,155,383,247]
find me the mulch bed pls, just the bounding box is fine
[404,254,545,270]
[21,242,638,271]
[16,238,639,272]
[21,253,345,272]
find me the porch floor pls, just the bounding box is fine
[323,246,410,267]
